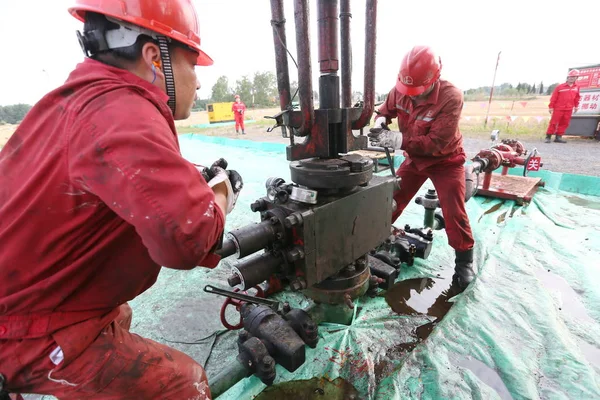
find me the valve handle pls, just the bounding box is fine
[216,286,266,330]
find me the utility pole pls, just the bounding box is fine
[484,51,501,127]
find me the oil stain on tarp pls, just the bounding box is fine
[255,377,360,400]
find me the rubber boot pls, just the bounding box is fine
[554,135,567,143]
[242,130,246,135]
[453,248,475,290]
[236,130,239,134]
[544,134,552,143]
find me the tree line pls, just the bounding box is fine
[1,78,564,122]
[0,104,32,125]
[195,71,281,110]
[464,81,560,98]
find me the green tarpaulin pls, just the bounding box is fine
[24,134,600,399]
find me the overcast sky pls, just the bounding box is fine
[0,0,597,106]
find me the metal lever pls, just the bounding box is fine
[204,285,280,311]
[383,146,396,177]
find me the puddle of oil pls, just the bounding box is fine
[383,268,463,370]
[374,321,436,384]
[453,355,513,400]
[385,276,458,319]
[385,265,460,320]
[497,211,507,224]
[565,195,600,210]
[255,376,361,400]
[479,202,505,222]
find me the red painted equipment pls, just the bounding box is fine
[471,139,545,204]
[218,286,265,330]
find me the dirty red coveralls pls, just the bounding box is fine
[0,58,224,399]
[547,82,580,136]
[232,101,246,132]
[378,80,474,252]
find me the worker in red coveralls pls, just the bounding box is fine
[545,69,581,143]
[369,45,475,290]
[232,94,247,134]
[0,1,243,399]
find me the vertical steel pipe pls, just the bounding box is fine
[270,0,292,112]
[294,0,315,136]
[340,0,352,108]
[352,0,377,129]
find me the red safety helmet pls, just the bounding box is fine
[568,69,580,77]
[396,46,442,96]
[68,0,213,66]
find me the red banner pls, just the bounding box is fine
[574,65,600,89]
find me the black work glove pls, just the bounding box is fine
[195,158,244,214]
[198,158,228,182]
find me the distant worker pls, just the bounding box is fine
[232,94,247,134]
[0,0,243,398]
[546,69,581,143]
[369,45,476,290]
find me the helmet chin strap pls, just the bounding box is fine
[76,16,177,115]
[156,36,176,115]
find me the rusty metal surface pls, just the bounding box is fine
[477,174,543,203]
[304,261,371,305]
[293,0,315,137]
[317,0,339,73]
[351,0,377,130]
[299,175,395,285]
[286,109,330,160]
[289,156,373,189]
[270,0,292,112]
[340,0,352,108]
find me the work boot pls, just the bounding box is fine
[242,130,246,135]
[544,134,552,143]
[554,135,567,143]
[236,130,239,134]
[453,248,475,290]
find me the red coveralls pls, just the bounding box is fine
[377,80,474,252]
[0,58,224,399]
[232,101,246,132]
[547,82,580,136]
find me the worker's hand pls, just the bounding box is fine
[196,158,228,182]
[573,107,578,114]
[549,108,553,115]
[369,129,403,150]
[206,167,243,214]
[226,169,244,208]
[369,116,388,134]
[195,158,243,214]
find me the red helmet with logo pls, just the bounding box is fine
[396,46,442,96]
[68,0,213,66]
[568,69,580,77]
